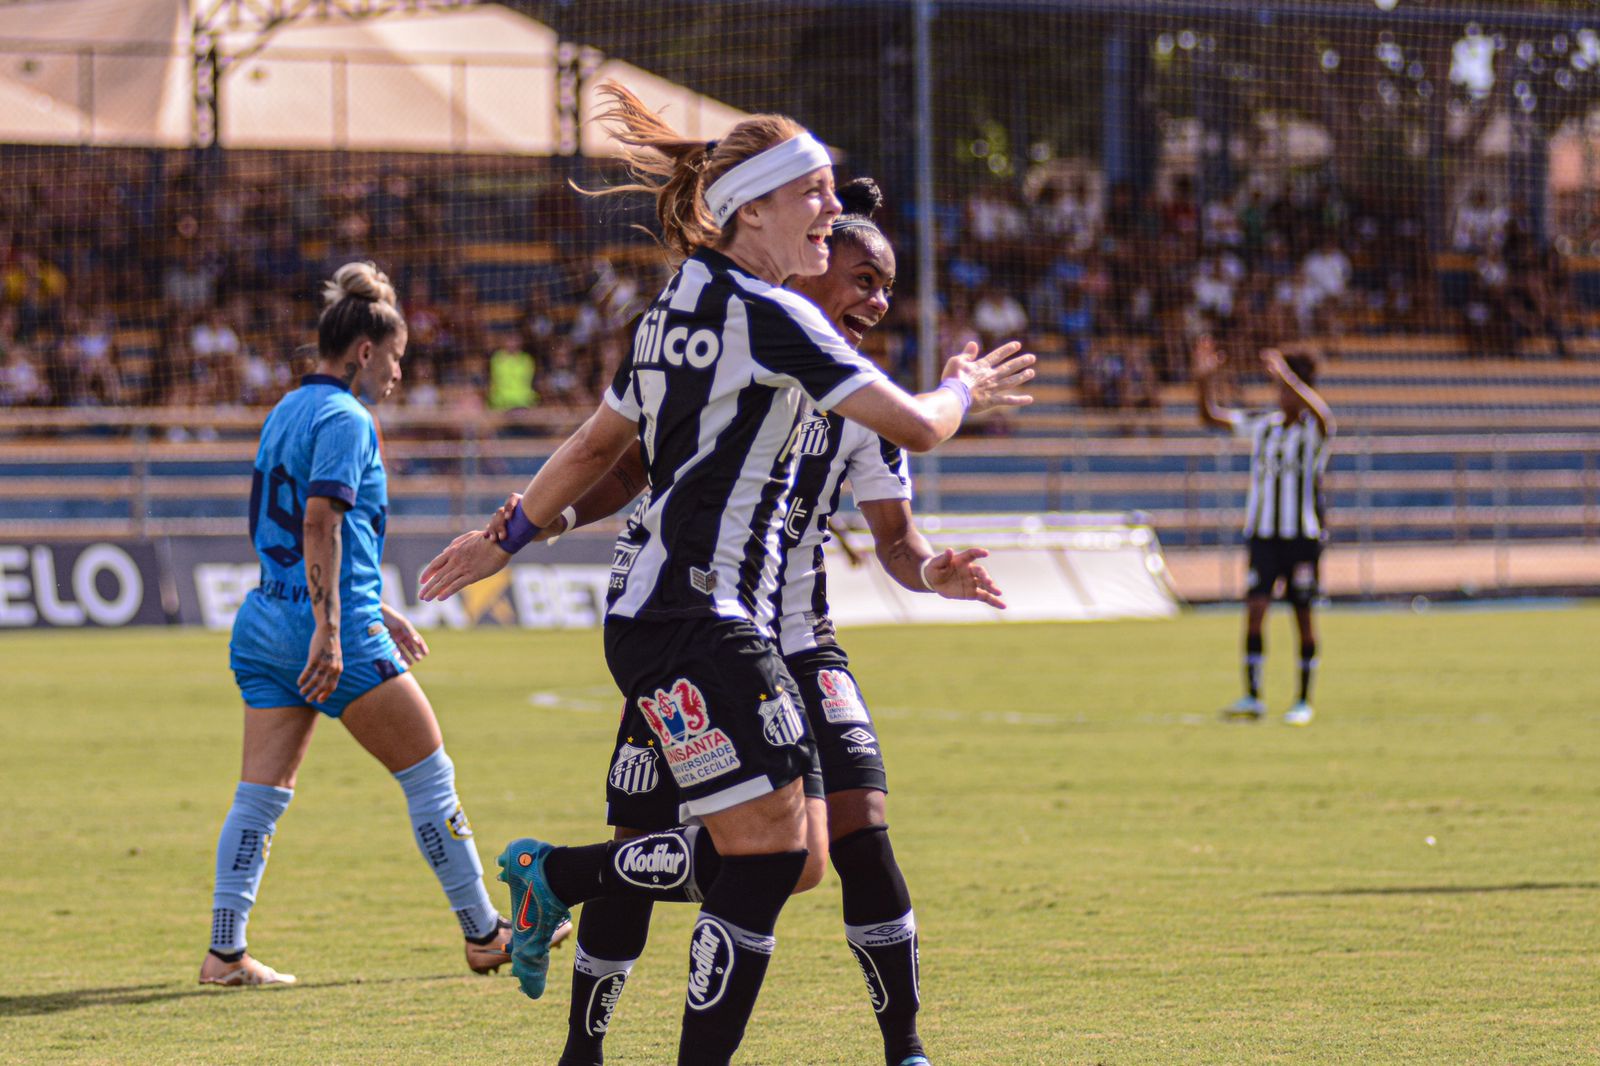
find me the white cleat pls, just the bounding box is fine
[1283,701,1315,727]
[199,952,297,987]
[1220,696,1266,721]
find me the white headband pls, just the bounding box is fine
[704,133,832,227]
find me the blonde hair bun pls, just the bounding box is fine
[323,261,396,307]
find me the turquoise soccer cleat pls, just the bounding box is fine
[496,838,572,1000]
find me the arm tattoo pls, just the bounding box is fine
[884,542,917,569]
[308,562,335,624]
[610,465,641,497]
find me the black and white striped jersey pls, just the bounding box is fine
[771,411,911,655]
[1229,409,1331,540]
[602,247,888,628]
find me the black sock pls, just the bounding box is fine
[558,896,656,1066]
[676,850,807,1066]
[545,826,723,907]
[1298,641,1318,703]
[1245,633,1264,698]
[832,826,923,1066]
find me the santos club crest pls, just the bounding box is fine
[758,689,805,747]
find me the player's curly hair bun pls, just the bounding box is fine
[317,261,405,358]
[323,261,397,307]
[837,177,883,221]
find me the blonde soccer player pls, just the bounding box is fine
[418,84,1032,1064]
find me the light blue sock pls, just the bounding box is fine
[211,781,294,954]
[395,747,499,940]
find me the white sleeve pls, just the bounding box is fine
[736,288,888,411]
[1228,410,1266,440]
[843,422,912,503]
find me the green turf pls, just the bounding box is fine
[2,608,1597,1064]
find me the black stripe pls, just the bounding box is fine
[734,392,802,619]
[877,435,904,475]
[808,544,829,624]
[771,414,849,623]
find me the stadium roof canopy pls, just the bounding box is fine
[0,0,750,154]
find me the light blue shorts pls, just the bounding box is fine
[230,636,408,718]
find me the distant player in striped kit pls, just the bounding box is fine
[1194,336,1335,725]
[417,84,1032,1065]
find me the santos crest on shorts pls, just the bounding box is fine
[603,247,887,629]
[772,412,911,655]
[1230,408,1330,540]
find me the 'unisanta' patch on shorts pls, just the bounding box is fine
[638,679,742,786]
[816,668,870,724]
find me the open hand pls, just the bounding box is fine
[297,623,342,703]
[1192,335,1223,379]
[419,531,511,601]
[1260,347,1291,380]
[382,604,430,664]
[942,341,1036,415]
[922,547,1006,609]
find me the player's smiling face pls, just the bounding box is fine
[742,166,841,281]
[790,235,895,347]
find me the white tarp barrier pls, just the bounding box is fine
[819,520,1179,626]
[0,0,191,146]
[0,0,560,152]
[218,5,559,153]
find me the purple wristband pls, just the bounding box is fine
[938,377,972,413]
[499,500,543,554]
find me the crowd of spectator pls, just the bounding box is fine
[0,146,1586,422]
[855,168,1580,421]
[0,149,653,422]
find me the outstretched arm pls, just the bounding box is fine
[832,341,1034,453]
[1192,335,1240,432]
[859,498,1005,609]
[1263,348,1336,438]
[419,402,638,600]
[485,442,648,545]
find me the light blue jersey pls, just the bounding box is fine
[230,373,402,715]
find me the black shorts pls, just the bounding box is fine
[602,616,817,827]
[1246,537,1322,606]
[785,645,888,796]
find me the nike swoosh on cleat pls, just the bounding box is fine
[515,884,537,932]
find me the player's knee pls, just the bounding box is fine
[794,848,828,894]
[826,788,887,842]
[706,781,807,854]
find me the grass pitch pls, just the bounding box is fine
[2,607,1597,1065]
